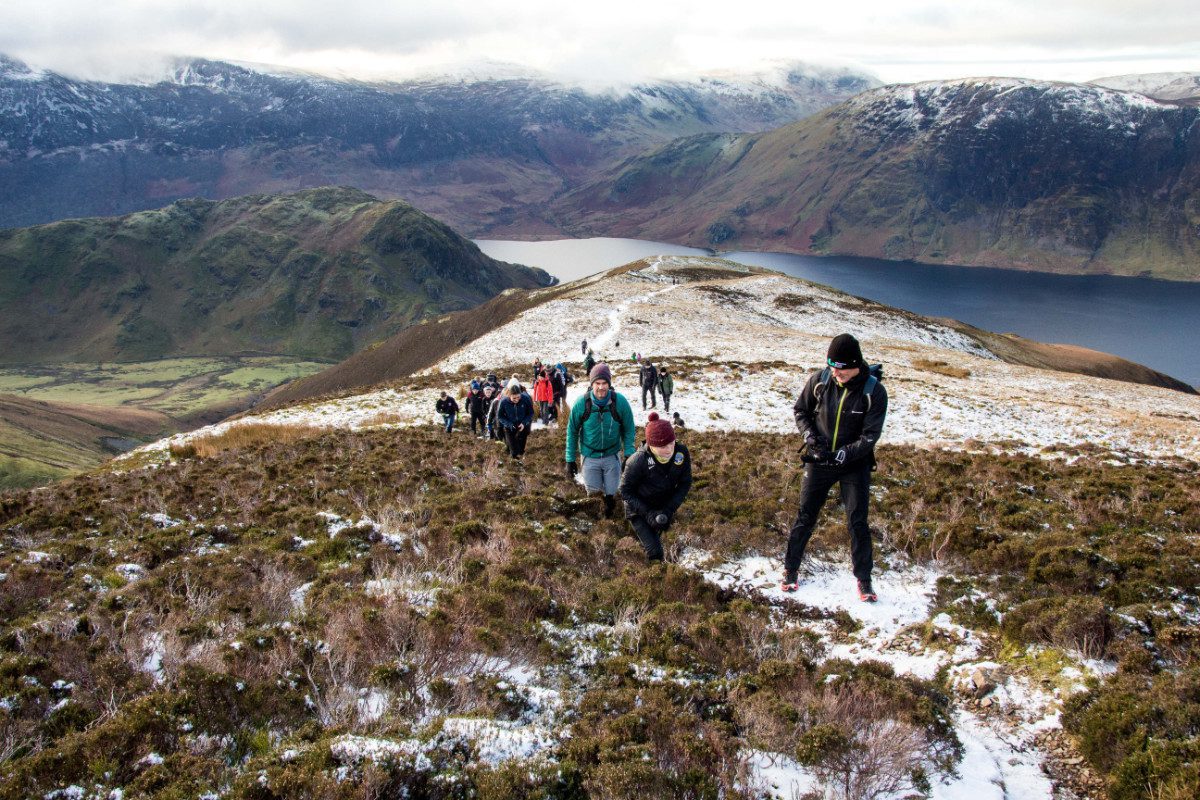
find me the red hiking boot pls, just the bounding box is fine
[857,579,877,603]
[780,572,799,593]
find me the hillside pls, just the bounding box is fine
[0,394,169,488]
[547,79,1200,281]
[1,257,1196,798]
[0,54,875,233]
[0,187,552,364]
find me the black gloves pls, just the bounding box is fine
[650,511,671,531]
[566,460,578,478]
[803,435,830,464]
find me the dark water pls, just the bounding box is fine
[475,238,1200,387]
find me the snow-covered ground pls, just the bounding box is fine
[109,257,1188,795]
[125,256,1200,465]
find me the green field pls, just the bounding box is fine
[0,356,330,489]
[0,356,330,421]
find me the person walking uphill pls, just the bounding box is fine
[639,359,659,410]
[497,383,534,459]
[658,368,674,412]
[436,392,459,434]
[783,333,888,602]
[620,412,692,561]
[565,363,636,519]
[465,382,488,437]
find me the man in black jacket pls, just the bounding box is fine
[619,412,692,561]
[639,360,659,410]
[435,392,459,434]
[783,334,888,601]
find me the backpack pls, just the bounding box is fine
[578,394,626,441]
[814,364,883,411]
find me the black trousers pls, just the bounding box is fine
[641,386,657,409]
[470,411,486,434]
[503,426,529,457]
[785,462,873,580]
[661,391,671,412]
[629,515,665,561]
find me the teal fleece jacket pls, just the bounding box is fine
[564,389,636,461]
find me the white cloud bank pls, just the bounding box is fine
[1,0,1196,86]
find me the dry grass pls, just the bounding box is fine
[912,358,971,379]
[171,422,329,458]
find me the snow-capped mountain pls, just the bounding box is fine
[1090,71,1200,103]
[0,54,877,231]
[547,77,1200,280]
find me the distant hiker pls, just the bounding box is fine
[533,368,555,426]
[465,382,488,437]
[671,411,685,430]
[582,339,588,355]
[532,359,544,384]
[436,391,459,434]
[619,412,692,562]
[486,387,503,440]
[639,359,659,410]
[565,363,636,519]
[484,373,503,395]
[783,334,888,602]
[659,368,674,412]
[498,383,534,459]
[582,349,596,375]
[551,363,569,415]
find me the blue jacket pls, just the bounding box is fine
[497,392,534,429]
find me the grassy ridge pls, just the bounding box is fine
[0,426,1195,797]
[0,186,552,365]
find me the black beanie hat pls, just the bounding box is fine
[827,334,864,369]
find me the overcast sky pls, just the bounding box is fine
[1,0,1196,86]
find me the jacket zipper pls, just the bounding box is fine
[831,385,848,450]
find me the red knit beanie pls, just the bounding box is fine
[645,412,675,447]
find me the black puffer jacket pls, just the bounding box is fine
[793,368,887,466]
[619,443,692,520]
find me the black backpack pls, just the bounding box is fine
[814,364,883,411]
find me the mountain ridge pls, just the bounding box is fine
[542,77,1200,281]
[0,186,553,365]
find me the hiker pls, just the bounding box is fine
[551,363,568,416]
[533,368,555,426]
[639,359,659,410]
[484,373,503,395]
[582,349,596,376]
[482,386,496,438]
[619,412,692,561]
[486,387,503,440]
[532,359,544,384]
[659,368,674,412]
[582,338,588,355]
[465,381,488,437]
[497,381,534,459]
[564,363,636,518]
[435,391,459,434]
[782,334,888,602]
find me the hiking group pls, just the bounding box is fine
[435,333,887,602]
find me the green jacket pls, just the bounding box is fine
[564,390,636,461]
[659,374,674,395]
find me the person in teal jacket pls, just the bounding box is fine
[565,362,636,518]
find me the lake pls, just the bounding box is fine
[475,238,1200,388]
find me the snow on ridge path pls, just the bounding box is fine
[682,550,1063,799]
[588,276,680,359]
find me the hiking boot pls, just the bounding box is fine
[857,579,878,603]
[780,571,799,593]
[602,495,616,519]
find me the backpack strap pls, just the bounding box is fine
[579,395,627,443]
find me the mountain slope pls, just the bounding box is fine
[549,79,1200,280]
[0,55,876,232]
[0,186,552,364]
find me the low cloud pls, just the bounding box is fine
[1,0,1195,85]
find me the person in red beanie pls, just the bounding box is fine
[618,412,693,561]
